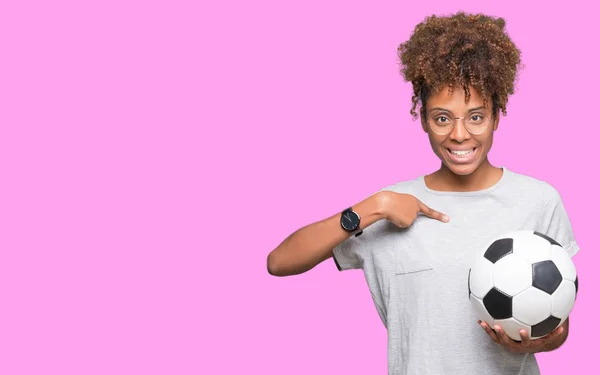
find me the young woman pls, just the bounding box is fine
[266,12,579,375]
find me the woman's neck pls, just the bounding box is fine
[425,159,503,192]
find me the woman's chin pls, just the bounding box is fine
[438,147,489,176]
[442,158,481,176]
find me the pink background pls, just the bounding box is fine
[0,0,597,374]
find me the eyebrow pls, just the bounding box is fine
[430,106,487,112]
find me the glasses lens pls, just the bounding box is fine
[465,115,491,135]
[429,116,454,135]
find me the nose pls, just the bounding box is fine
[449,117,471,142]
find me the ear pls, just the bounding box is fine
[492,110,500,131]
[420,107,428,133]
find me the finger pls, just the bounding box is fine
[480,321,500,344]
[417,200,449,222]
[519,329,530,346]
[545,325,564,341]
[494,325,513,346]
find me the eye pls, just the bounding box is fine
[436,116,450,123]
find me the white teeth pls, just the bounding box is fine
[449,149,474,157]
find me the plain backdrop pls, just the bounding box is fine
[0,0,598,374]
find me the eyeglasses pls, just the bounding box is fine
[426,112,493,136]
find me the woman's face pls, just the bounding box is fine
[421,85,499,176]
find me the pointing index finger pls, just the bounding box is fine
[417,200,449,223]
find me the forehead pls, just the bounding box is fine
[426,85,489,111]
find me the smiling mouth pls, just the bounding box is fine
[447,148,477,158]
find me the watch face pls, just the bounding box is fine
[341,210,359,231]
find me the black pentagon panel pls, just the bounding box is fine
[574,275,579,294]
[483,287,512,320]
[533,231,561,247]
[484,238,513,264]
[532,260,563,294]
[531,316,561,337]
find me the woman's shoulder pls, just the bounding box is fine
[503,167,563,203]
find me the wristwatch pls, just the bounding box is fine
[341,207,363,237]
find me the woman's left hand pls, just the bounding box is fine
[479,319,567,353]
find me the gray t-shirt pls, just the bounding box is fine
[332,167,579,375]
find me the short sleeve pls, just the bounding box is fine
[331,182,410,271]
[332,234,370,271]
[542,185,579,257]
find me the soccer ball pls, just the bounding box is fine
[468,230,578,341]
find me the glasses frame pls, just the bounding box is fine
[425,111,495,136]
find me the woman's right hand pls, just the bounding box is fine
[266,190,449,276]
[379,191,449,228]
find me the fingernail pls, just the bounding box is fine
[443,215,449,222]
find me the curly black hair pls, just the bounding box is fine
[397,12,523,120]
